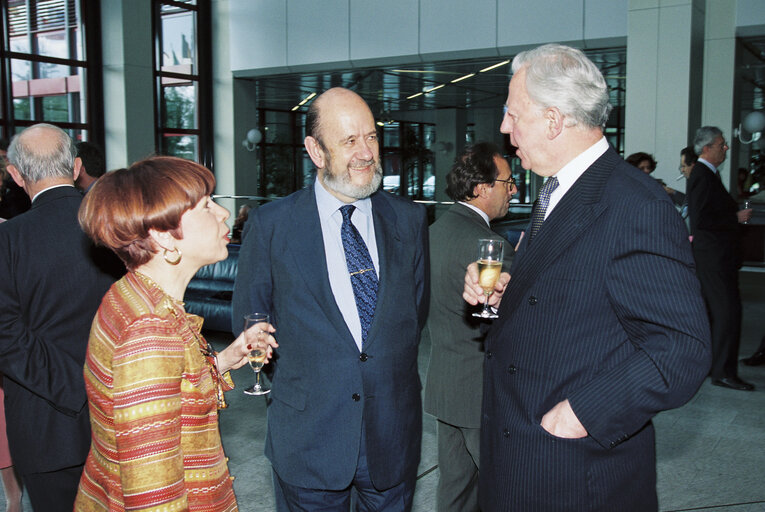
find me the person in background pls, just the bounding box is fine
[0,137,30,220]
[0,379,22,512]
[74,141,106,193]
[680,146,698,179]
[233,87,429,511]
[0,124,119,511]
[627,151,686,206]
[74,157,276,511]
[424,142,516,512]
[464,44,710,511]
[230,204,251,244]
[687,126,754,391]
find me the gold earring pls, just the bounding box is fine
[163,247,182,265]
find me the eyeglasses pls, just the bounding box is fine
[495,178,516,188]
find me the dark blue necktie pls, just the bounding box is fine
[340,205,378,345]
[530,176,559,240]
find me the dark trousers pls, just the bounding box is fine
[273,424,415,512]
[23,464,83,512]
[436,420,480,512]
[696,264,742,378]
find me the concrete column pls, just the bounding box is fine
[472,107,504,148]
[625,0,705,190]
[701,0,738,190]
[101,0,155,170]
[433,109,467,217]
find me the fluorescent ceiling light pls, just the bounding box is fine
[407,92,424,100]
[451,73,475,84]
[479,59,510,73]
[424,84,445,93]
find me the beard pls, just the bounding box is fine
[321,154,383,200]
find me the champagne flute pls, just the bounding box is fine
[243,313,271,396]
[472,239,504,319]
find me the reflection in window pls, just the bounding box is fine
[1,0,97,142]
[154,0,210,167]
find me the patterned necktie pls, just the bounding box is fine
[340,205,378,345]
[529,176,559,240]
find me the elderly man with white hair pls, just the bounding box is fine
[463,44,711,511]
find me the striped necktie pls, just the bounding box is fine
[530,176,559,240]
[340,205,378,345]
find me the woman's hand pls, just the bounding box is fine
[216,323,278,373]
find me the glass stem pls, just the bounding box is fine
[483,291,492,314]
[254,369,261,389]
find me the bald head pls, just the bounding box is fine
[306,87,373,149]
[7,123,76,184]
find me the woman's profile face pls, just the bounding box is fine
[175,195,230,269]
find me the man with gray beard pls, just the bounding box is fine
[233,88,429,511]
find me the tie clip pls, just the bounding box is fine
[350,268,374,276]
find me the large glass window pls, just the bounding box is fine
[0,0,102,143]
[153,0,212,167]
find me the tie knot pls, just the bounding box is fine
[541,176,559,196]
[340,204,356,222]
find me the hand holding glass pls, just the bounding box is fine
[472,239,504,319]
[243,313,270,396]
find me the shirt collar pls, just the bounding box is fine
[551,137,609,187]
[698,157,717,173]
[314,176,373,222]
[31,183,76,203]
[458,201,490,226]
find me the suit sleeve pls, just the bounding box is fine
[413,204,430,331]
[0,235,88,414]
[112,316,188,511]
[568,198,711,448]
[232,208,274,337]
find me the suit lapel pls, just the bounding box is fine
[287,187,357,348]
[502,148,617,315]
[363,192,401,350]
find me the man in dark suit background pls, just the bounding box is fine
[463,44,711,511]
[423,142,516,512]
[687,126,753,390]
[233,87,429,511]
[73,141,106,193]
[0,124,117,510]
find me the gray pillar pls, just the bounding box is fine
[433,109,467,217]
[101,0,155,169]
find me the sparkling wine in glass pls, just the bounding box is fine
[472,239,504,319]
[243,313,270,396]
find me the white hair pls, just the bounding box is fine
[7,123,76,183]
[512,44,612,129]
[693,126,723,155]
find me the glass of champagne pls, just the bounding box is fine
[472,239,504,319]
[243,313,270,396]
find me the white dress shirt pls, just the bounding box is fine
[546,137,609,219]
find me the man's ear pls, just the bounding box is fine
[6,164,25,188]
[304,136,326,169]
[544,107,565,139]
[73,157,82,181]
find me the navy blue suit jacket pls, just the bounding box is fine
[0,187,117,475]
[233,185,429,491]
[479,147,711,511]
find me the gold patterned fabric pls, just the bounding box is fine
[74,272,238,511]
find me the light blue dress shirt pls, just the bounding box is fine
[314,177,380,351]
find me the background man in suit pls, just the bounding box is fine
[233,87,429,511]
[73,141,105,193]
[424,142,516,512]
[463,44,711,511]
[687,126,753,390]
[0,124,118,510]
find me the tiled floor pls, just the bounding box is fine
[2,271,763,511]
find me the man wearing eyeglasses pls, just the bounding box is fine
[424,142,516,512]
[687,126,754,391]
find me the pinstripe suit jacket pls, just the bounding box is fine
[479,147,711,511]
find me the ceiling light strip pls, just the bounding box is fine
[450,73,475,84]
[479,59,510,73]
[291,91,317,111]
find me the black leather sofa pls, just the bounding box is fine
[184,244,239,332]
